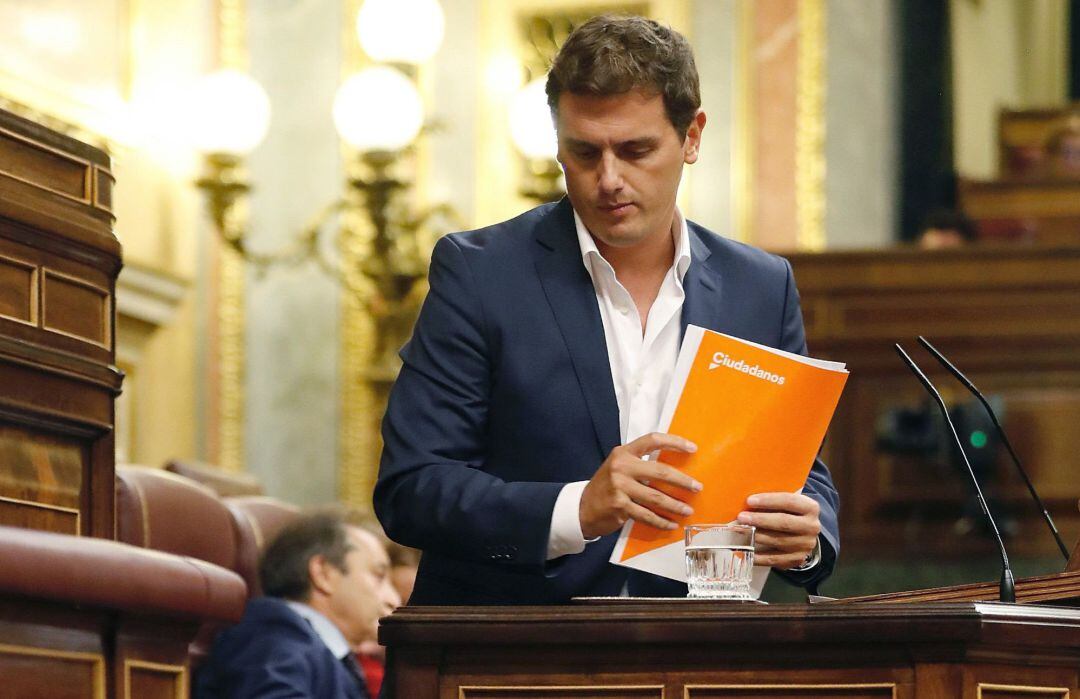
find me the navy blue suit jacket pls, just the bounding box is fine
[375,199,839,604]
[194,596,369,699]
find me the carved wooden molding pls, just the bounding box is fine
[123,659,188,699]
[0,643,105,699]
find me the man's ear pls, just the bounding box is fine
[684,109,707,164]
[307,555,337,597]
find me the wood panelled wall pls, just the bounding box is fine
[789,245,1080,561]
[0,108,122,539]
[0,107,244,699]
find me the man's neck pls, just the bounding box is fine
[593,222,676,281]
[594,217,677,333]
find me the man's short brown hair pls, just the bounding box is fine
[259,511,353,602]
[545,14,701,137]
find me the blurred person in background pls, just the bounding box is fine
[352,522,419,697]
[1045,117,1080,180]
[916,209,978,250]
[195,511,400,699]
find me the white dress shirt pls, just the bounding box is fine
[546,208,691,560]
[286,600,351,660]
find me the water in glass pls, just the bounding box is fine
[684,523,755,600]
[685,544,754,599]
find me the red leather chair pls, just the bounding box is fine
[165,458,265,498]
[116,465,240,574]
[115,465,243,666]
[0,524,245,696]
[0,524,245,622]
[224,496,301,597]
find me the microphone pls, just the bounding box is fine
[895,344,1016,603]
[918,336,1070,561]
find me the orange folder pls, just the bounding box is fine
[609,325,848,582]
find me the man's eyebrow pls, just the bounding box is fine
[562,136,660,149]
[619,137,659,149]
[563,137,598,149]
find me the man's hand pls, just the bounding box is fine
[737,492,820,570]
[579,432,701,539]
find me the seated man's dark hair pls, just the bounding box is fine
[258,511,353,601]
[545,14,701,137]
[918,208,978,242]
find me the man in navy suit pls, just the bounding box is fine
[375,15,838,605]
[195,512,400,698]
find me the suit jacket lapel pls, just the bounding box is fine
[533,199,621,458]
[681,224,724,338]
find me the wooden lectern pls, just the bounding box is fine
[384,519,1080,698]
[382,601,1080,698]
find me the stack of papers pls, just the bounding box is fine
[610,325,848,593]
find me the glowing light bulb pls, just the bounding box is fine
[188,70,271,155]
[357,0,445,64]
[510,77,557,160]
[333,67,424,152]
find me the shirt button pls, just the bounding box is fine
[619,306,630,315]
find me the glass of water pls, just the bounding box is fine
[685,524,755,600]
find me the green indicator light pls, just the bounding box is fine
[970,430,988,449]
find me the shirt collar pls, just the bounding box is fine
[286,600,351,660]
[573,207,692,283]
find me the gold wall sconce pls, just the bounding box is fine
[193,0,459,380]
[190,68,271,255]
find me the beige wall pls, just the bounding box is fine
[0,0,209,468]
[951,0,1070,179]
[114,0,210,467]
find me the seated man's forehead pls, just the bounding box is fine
[347,526,390,564]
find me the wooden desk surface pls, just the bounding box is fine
[382,601,1080,698]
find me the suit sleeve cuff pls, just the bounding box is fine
[546,481,596,560]
[786,536,822,572]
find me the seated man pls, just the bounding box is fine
[915,209,977,250]
[195,511,400,699]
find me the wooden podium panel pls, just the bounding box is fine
[0,107,247,699]
[958,178,1080,245]
[381,602,1080,699]
[0,107,122,538]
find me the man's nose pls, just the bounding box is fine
[597,151,623,193]
[384,582,402,609]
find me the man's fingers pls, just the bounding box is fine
[646,460,702,494]
[624,479,694,518]
[625,500,679,531]
[737,511,820,537]
[754,532,817,554]
[609,451,702,494]
[745,492,819,515]
[581,434,703,538]
[625,432,697,458]
[754,552,809,569]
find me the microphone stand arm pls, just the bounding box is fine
[896,344,1016,603]
[917,336,1071,561]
